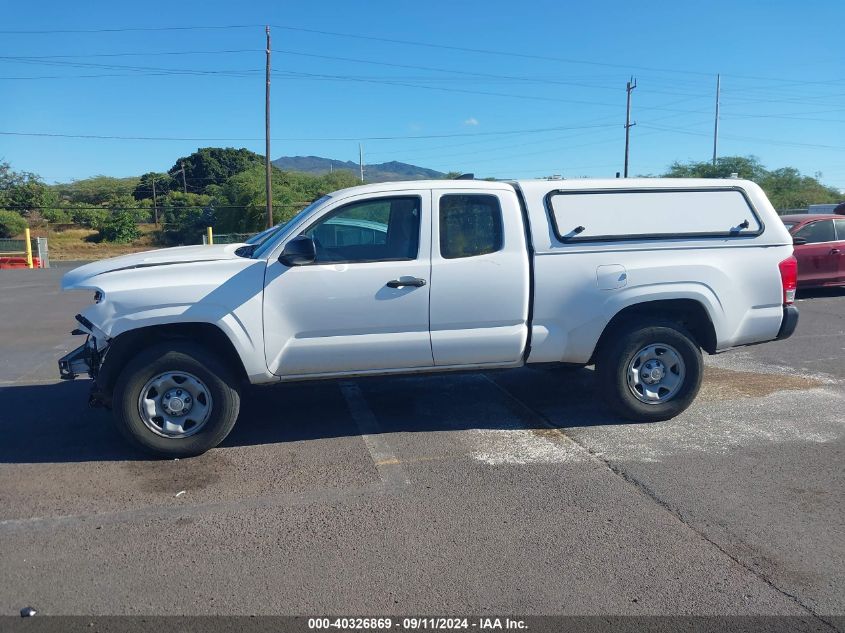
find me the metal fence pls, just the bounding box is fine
[0,237,49,267]
[0,237,33,254]
[201,233,252,245]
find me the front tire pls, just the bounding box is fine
[113,342,241,457]
[596,321,703,422]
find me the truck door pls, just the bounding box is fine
[429,189,530,366]
[263,192,434,376]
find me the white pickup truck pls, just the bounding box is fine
[59,178,799,457]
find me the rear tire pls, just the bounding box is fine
[596,320,702,422]
[113,342,241,457]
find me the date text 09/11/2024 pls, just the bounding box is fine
[307,617,528,630]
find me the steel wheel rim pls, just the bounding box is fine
[626,343,685,405]
[137,371,213,438]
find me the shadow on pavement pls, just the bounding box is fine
[0,365,624,464]
[796,286,845,300]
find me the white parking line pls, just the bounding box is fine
[339,381,410,489]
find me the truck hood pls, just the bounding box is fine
[62,243,247,290]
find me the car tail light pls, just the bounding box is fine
[779,256,797,304]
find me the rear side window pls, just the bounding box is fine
[834,218,845,240]
[547,188,761,242]
[794,220,835,244]
[439,194,504,259]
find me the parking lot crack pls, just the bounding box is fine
[481,373,841,631]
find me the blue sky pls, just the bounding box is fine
[1,0,843,189]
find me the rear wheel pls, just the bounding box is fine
[596,321,703,422]
[113,342,241,457]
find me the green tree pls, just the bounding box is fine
[52,175,139,206]
[97,210,141,243]
[0,162,54,214]
[663,156,841,211]
[158,191,214,244]
[211,166,359,234]
[69,205,109,229]
[105,194,151,223]
[758,167,841,210]
[663,156,768,181]
[41,207,73,224]
[132,172,172,201]
[0,209,27,237]
[169,147,263,194]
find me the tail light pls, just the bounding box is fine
[779,256,797,304]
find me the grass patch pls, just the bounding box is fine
[34,224,162,261]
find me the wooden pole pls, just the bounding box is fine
[265,25,273,228]
[151,177,159,226]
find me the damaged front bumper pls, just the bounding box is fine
[58,314,109,381]
[58,337,101,380]
[58,327,111,408]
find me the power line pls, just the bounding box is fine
[0,49,260,59]
[0,24,261,34]
[638,123,845,151]
[0,123,619,142]
[1,21,841,86]
[269,24,845,85]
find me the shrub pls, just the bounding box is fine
[159,206,214,245]
[97,211,141,243]
[0,209,27,238]
[41,207,73,224]
[71,208,108,229]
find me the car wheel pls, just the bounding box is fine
[596,320,703,422]
[113,342,241,457]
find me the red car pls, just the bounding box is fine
[780,214,845,288]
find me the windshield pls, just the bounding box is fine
[251,196,331,259]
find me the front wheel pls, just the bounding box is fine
[112,342,241,457]
[596,321,703,422]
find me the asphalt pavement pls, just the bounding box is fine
[0,263,842,627]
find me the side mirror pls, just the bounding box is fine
[792,236,807,246]
[278,235,316,266]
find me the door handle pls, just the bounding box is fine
[386,277,427,288]
[831,248,841,255]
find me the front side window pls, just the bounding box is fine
[794,220,835,244]
[439,194,504,259]
[302,196,420,264]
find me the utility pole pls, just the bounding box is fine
[712,73,721,167]
[179,161,188,194]
[151,176,159,226]
[624,76,637,178]
[359,143,364,183]
[264,25,273,228]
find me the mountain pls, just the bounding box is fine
[271,155,444,182]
